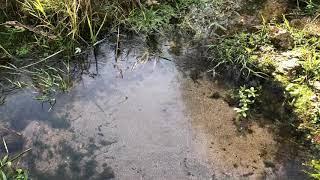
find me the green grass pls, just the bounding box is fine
[0,139,30,180]
[0,0,210,106]
[302,0,320,14]
[210,15,320,128]
[209,13,320,178]
[125,4,175,33]
[306,160,320,179]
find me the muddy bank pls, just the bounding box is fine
[0,39,310,179]
[181,78,308,179]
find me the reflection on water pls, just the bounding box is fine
[0,39,309,179]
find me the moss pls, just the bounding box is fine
[285,83,314,118]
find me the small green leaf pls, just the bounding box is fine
[2,156,8,164]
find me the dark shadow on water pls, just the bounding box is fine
[27,140,115,180]
[0,89,76,131]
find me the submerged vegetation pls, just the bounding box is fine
[0,139,30,180]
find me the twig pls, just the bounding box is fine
[159,56,172,61]
[0,44,13,58]
[93,38,107,47]
[0,148,31,169]
[2,138,8,154]
[0,126,22,136]
[9,148,32,163]
[20,50,64,69]
[0,148,32,168]
[115,26,120,63]
[1,21,56,40]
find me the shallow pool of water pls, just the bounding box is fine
[0,39,309,179]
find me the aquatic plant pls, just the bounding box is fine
[0,140,30,180]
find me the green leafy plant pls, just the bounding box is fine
[303,0,320,15]
[234,86,260,118]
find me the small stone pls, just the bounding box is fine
[313,81,320,91]
[270,27,294,50]
[311,95,318,102]
[277,58,300,74]
[209,92,221,99]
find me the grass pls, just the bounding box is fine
[210,15,320,132]
[125,4,175,33]
[302,0,320,14]
[306,160,320,179]
[0,0,219,105]
[209,7,320,177]
[208,30,270,80]
[0,140,31,180]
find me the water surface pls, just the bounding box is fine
[0,40,308,179]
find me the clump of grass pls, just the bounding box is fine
[0,140,31,180]
[208,29,270,80]
[306,160,320,179]
[210,15,320,137]
[0,26,35,59]
[179,0,240,39]
[125,4,175,33]
[31,65,72,109]
[20,0,109,43]
[124,0,206,34]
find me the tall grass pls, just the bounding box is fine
[20,0,103,43]
[16,0,150,44]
